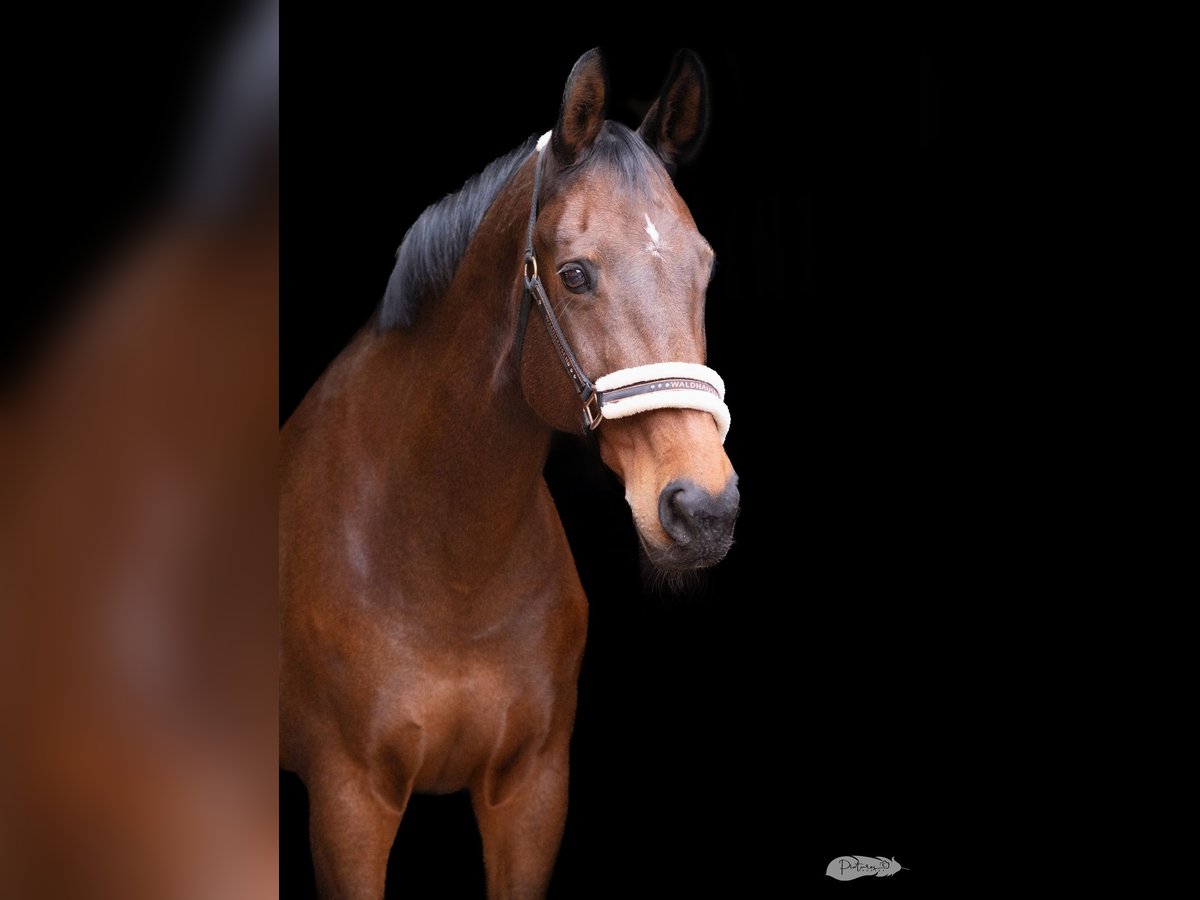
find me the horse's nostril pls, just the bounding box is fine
[658,482,692,544]
[657,478,738,550]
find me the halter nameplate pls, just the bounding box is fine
[592,363,730,442]
[518,135,731,443]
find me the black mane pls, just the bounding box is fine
[564,122,665,192]
[378,123,666,331]
[378,135,538,331]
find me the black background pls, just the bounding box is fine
[280,41,979,897]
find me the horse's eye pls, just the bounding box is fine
[559,264,589,292]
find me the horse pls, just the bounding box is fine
[280,48,738,898]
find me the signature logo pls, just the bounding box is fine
[825,856,906,881]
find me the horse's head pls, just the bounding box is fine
[520,49,738,572]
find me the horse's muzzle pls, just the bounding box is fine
[656,476,740,569]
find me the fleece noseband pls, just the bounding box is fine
[515,133,731,442]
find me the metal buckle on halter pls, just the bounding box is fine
[582,390,603,431]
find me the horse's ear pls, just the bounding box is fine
[638,49,709,172]
[551,48,608,166]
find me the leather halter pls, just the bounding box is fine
[515,137,731,441]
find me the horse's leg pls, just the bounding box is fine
[306,758,407,900]
[472,746,570,900]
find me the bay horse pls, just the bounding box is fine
[280,48,738,898]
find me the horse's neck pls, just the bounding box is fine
[329,163,551,581]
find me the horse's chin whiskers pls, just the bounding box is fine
[637,545,709,597]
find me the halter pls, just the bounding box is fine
[515,133,731,442]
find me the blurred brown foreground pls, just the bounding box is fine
[0,3,278,897]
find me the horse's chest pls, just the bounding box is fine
[364,586,586,797]
[400,658,557,795]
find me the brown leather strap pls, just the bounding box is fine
[526,273,595,400]
[517,147,599,429]
[598,377,721,405]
